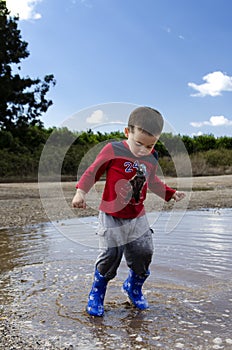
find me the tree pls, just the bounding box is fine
[0,0,56,131]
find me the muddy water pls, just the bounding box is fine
[1,209,232,349]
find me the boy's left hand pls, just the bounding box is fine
[172,191,185,202]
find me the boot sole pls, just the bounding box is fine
[86,307,104,317]
[121,286,149,310]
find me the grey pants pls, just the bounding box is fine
[95,211,154,280]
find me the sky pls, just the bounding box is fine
[5,0,232,137]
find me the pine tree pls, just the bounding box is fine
[0,0,56,131]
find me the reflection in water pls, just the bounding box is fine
[0,209,232,349]
[0,226,48,273]
[153,209,232,285]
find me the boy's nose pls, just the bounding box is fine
[138,146,149,155]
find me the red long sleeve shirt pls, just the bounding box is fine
[76,140,176,219]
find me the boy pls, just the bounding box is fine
[72,106,185,316]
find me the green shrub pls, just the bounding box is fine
[205,149,232,167]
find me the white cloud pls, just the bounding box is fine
[164,26,171,33]
[190,115,232,128]
[6,0,42,21]
[86,110,107,124]
[163,27,184,40]
[72,0,93,8]
[191,131,203,137]
[188,71,232,97]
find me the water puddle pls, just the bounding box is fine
[1,209,232,349]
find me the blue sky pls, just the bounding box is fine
[6,0,232,136]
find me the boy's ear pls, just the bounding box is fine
[124,127,129,138]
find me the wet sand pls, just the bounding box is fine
[1,175,232,349]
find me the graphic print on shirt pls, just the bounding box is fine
[123,161,147,204]
[124,160,139,173]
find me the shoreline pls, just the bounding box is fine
[0,174,232,229]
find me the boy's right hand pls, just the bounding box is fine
[72,189,87,209]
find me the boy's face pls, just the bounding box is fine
[124,127,160,158]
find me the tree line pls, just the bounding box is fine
[1,126,232,180]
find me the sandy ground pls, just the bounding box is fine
[0,175,232,228]
[1,176,232,350]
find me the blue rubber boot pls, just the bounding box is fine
[86,269,108,317]
[123,269,149,310]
